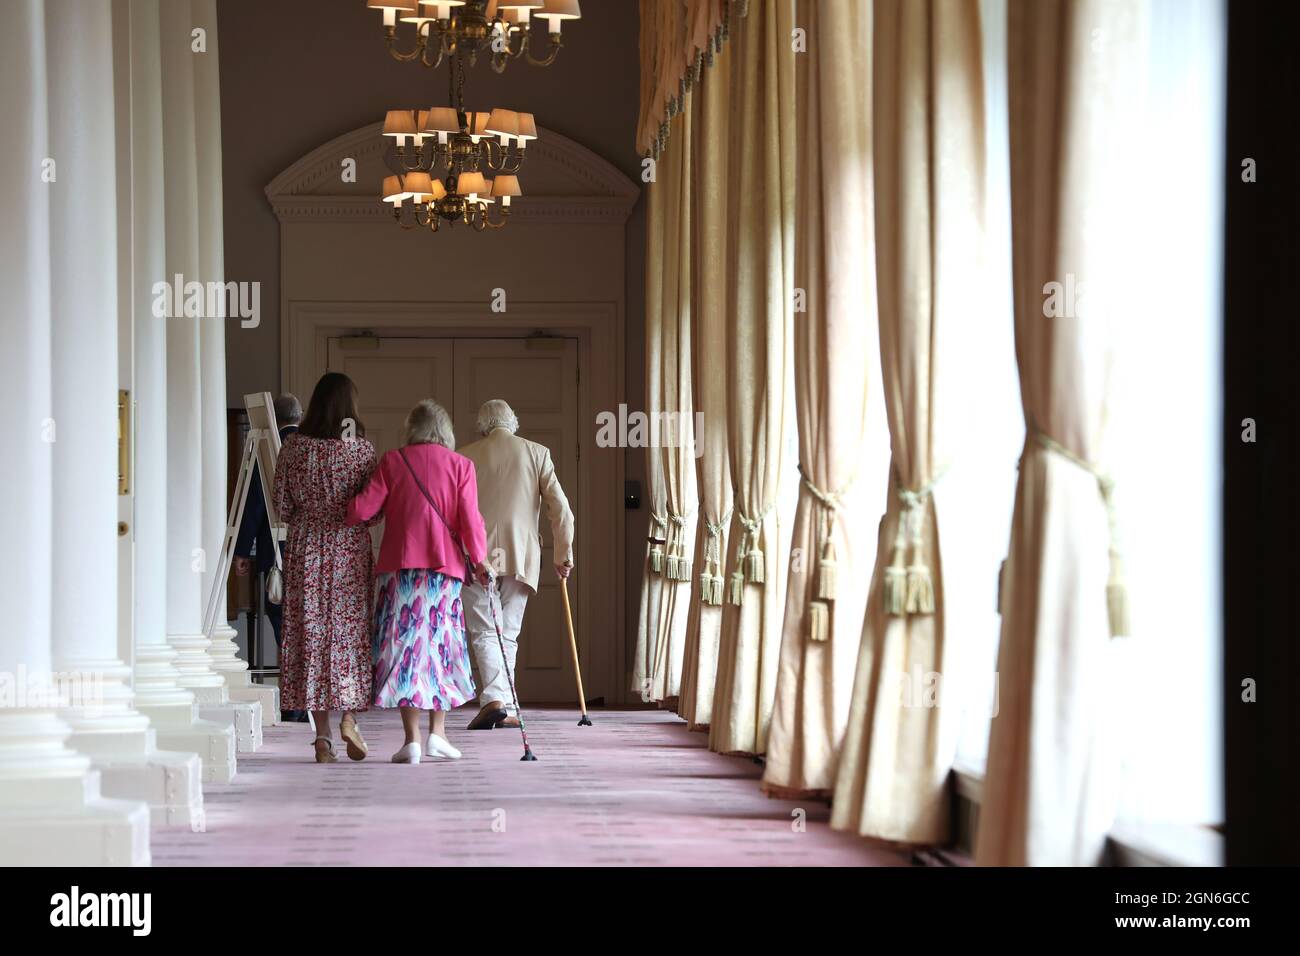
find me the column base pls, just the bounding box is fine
[210,623,278,721]
[93,738,204,830]
[141,707,237,784]
[0,771,150,866]
[197,699,262,753]
[226,677,279,726]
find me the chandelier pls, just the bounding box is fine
[380,51,534,232]
[367,0,582,72]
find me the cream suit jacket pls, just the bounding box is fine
[460,427,574,592]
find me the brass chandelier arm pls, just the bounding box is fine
[419,25,450,70]
[524,33,564,68]
[384,22,430,63]
[392,206,422,231]
[481,138,523,175]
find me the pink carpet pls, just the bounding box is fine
[151,707,911,866]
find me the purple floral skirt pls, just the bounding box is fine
[372,569,476,711]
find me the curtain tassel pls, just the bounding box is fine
[746,545,765,584]
[650,545,665,575]
[728,569,746,606]
[807,600,830,643]
[1107,556,1129,638]
[816,539,837,601]
[883,562,907,616]
[905,562,935,615]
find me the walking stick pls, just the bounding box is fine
[559,571,592,726]
[487,576,538,761]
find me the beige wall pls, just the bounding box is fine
[217,0,649,694]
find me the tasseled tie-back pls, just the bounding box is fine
[665,508,694,583]
[698,508,732,607]
[649,512,668,575]
[884,469,945,618]
[1029,429,1129,638]
[728,504,773,606]
[800,466,858,642]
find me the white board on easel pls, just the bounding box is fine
[201,392,287,644]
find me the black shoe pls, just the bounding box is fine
[467,701,508,730]
[282,710,309,723]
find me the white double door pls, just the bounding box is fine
[325,336,580,704]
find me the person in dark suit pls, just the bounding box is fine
[234,392,306,722]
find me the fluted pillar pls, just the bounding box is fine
[193,0,277,725]
[0,0,148,865]
[160,0,260,762]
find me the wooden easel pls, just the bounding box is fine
[201,392,286,645]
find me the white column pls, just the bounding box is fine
[125,0,234,787]
[159,0,261,755]
[87,0,213,816]
[0,0,148,866]
[194,0,277,725]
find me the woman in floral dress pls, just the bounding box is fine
[347,399,492,764]
[273,372,377,763]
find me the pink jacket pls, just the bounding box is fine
[346,443,488,579]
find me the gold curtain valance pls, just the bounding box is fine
[637,0,748,157]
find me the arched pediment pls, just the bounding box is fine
[265,122,639,225]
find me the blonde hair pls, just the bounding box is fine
[404,399,455,450]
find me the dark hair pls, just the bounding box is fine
[298,372,365,440]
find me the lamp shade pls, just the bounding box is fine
[490,174,522,198]
[399,3,438,22]
[383,110,417,137]
[428,178,448,201]
[538,0,580,20]
[369,0,417,11]
[486,108,519,139]
[515,112,538,141]
[403,171,435,201]
[382,174,406,203]
[465,111,492,137]
[456,171,489,197]
[423,107,460,134]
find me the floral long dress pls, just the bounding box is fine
[272,435,377,712]
[372,570,476,711]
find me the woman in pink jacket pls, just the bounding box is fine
[347,399,492,764]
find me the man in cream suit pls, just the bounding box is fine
[461,399,575,730]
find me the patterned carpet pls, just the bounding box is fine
[150,706,910,867]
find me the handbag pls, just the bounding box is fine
[265,565,283,605]
[398,446,476,582]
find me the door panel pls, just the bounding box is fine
[453,338,579,703]
[324,335,581,704]
[327,339,455,456]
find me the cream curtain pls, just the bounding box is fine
[648,102,699,704]
[631,122,671,701]
[709,0,797,757]
[761,0,881,798]
[676,44,734,730]
[975,0,1145,866]
[832,0,986,843]
[636,0,735,157]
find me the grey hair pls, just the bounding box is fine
[274,392,303,425]
[476,399,519,436]
[405,399,456,450]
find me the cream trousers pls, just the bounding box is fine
[464,577,531,716]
